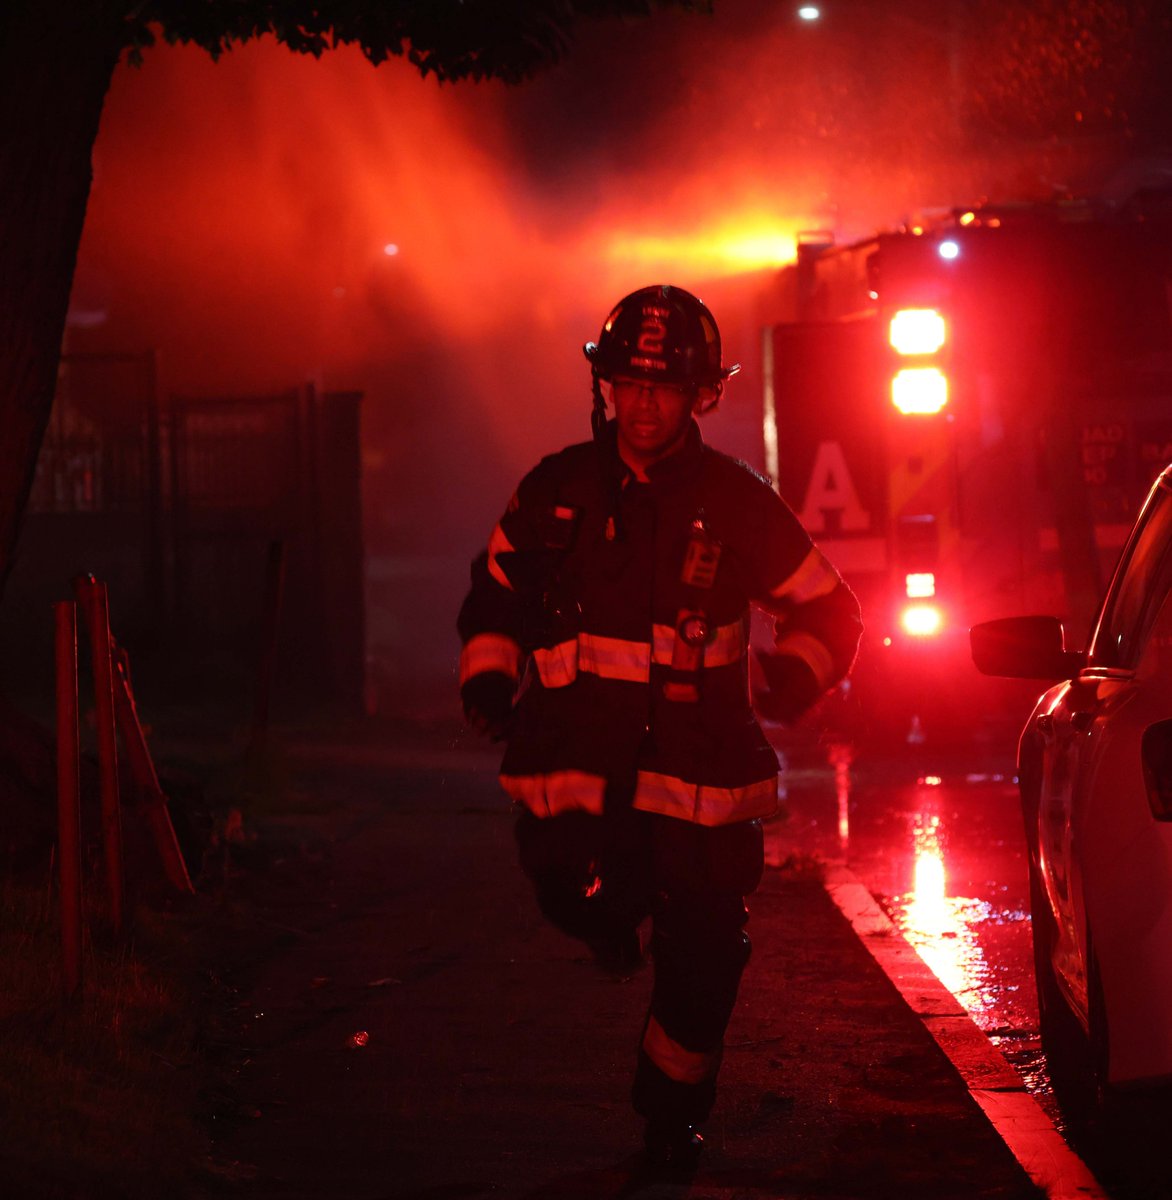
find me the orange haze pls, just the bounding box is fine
[68,6,1115,712]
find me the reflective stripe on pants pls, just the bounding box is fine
[641,1014,720,1085]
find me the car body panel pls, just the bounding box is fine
[1015,466,1172,1087]
[1080,609,1172,1084]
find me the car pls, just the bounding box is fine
[971,463,1172,1105]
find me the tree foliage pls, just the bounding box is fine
[120,1,710,83]
[0,0,703,602]
[962,0,1172,142]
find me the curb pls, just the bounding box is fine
[823,862,1109,1200]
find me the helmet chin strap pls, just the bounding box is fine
[590,371,627,540]
[694,381,723,415]
[590,371,608,442]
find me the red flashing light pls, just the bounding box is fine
[892,367,948,414]
[901,603,943,637]
[890,308,946,355]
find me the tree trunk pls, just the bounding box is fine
[0,3,123,594]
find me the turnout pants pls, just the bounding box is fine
[515,801,765,1126]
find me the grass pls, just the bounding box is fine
[0,706,391,1198]
[0,684,333,1198]
[0,854,218,1198]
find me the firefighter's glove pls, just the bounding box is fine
[461,672,515,742]
[753,651,820,726]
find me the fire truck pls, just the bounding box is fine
[760,184,1172,747]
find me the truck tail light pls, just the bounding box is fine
[905,572,936,598]
[901,603,943,637]
[889,308,946,355]
[892,367,948,414]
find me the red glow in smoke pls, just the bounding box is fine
[67,6,1121,713]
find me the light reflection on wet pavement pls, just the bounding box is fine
[776,744,1063,1123]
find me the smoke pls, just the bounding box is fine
[67,1,1139,715]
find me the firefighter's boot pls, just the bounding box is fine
[643,1120,704,1171]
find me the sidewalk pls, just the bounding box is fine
[205,728,1051,1199]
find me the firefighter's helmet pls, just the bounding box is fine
[584,285,740,389]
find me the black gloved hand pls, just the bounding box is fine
[461,671,515,741]
[752,651,820,725]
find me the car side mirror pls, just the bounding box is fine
[970,616,1085,680]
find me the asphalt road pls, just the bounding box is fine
[778,739,1172,1200]
[779,750,1043,1087]
[201,730,1048,1199]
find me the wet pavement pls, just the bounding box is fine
[778,750,1051,1112]
[784,745,1172,1200]
[201,725,1073,1199]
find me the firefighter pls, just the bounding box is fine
[458,284,862,1168]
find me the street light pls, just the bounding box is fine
[794,1,962,137]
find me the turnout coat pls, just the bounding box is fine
[458,421,862,827]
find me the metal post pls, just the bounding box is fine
[144,348,169,629]
[111,646,194,894]
[250,539,286,753]
[75,574,124,935]
[54,601,83,998]
[761,325,780,492]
